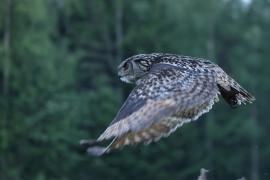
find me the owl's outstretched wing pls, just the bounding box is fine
[82,64,219,156]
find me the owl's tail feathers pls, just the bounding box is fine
[217,84,255,108]
[79,139,113,156]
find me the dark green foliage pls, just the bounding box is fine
[0,0,269,179]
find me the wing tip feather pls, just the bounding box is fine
[87,146,107,156]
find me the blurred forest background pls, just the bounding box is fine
[0,0,270,179]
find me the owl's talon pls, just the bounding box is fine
[79,139,96,146]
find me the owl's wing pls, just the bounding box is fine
[83,64,219,156]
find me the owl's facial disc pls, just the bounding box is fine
[118,61,136,83]
[118,59,148,84]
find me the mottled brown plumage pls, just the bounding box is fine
[80,53,255,156]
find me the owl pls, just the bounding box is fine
[80,53,255,156]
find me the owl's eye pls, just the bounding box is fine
[123,62,132,71]
[123,62,130,70]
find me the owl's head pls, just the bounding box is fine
[118,53,162,83]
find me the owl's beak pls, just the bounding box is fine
[120,77,132,83]
[118,70,134,84]
[118,69,125,78]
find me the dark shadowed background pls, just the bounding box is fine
[0,0,270,179]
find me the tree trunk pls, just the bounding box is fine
[1,0,12,179]
[3,0,11,96]
[114,0,127,100]
[115,0,123,64]
[250,106,259,180]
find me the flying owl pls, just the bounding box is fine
[80,53,255,156]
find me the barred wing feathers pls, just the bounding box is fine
[83,64,219,156]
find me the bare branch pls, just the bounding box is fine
[198,168,209,180]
